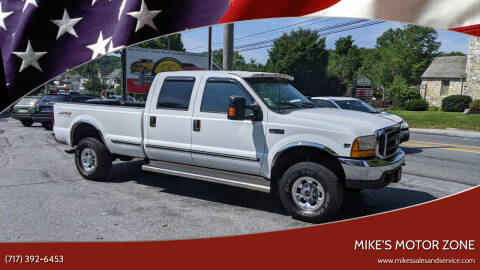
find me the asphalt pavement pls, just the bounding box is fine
[0,118,478,242]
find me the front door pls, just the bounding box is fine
[191,77,266,175]
[145,76,199,165]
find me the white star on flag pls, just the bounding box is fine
[128,0,161,32]
[12,40,47,72]
[51,9,83,39]
[0,3,13,31]
[86,31,112,59]
[107,40,124,53]
[22,0,38,12]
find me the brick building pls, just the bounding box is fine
[421,36,480,106]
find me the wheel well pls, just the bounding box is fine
[71,123,104,147]
[270,146,346,193]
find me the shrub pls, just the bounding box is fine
[405,99,429,111]
[441,95,472,112]
[428,105,440,111]
[470,99,480,111]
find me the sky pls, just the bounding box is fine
[180,17,470,65]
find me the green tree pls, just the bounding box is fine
[361,25,440,88]
[327,35,362,86]
[84,76,110,97]
[211,49,264,71]
[265,29,328,96]
[388,76,421,104]
[137,34,185,51]
[437,51,466,57]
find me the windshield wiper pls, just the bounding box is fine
[279,102,314,108]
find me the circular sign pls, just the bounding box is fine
[151,57,184,75]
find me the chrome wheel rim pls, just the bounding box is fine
[291,177,325,211]
[80,147,97,172]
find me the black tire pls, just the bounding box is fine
[42,122,53,130]
[21,120,33,127]
[278,162,344,223]
[75,137,112,181]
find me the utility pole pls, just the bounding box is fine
[208,27,212,70]
[121,48,127,102]
[167,36,171,50]
[223,23,234,70]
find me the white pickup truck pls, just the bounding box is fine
[54,71,405,223]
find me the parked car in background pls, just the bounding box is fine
[33,93,95,130]
[108,95,137,102]
[311,97,409,142]
[11,96,40,126]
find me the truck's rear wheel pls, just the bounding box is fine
[278,162,343,223]
[75,137,112,181]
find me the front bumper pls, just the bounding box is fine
[339,149,405,189]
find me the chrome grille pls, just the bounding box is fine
[376,124,401,158]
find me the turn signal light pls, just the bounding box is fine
[228,107,236,117]
[350,139,375,158]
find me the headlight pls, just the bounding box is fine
[351,135,376,158]
[401,121,409,129]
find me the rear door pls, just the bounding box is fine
[144,75,200,165]
[190,76,266,175]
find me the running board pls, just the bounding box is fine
[142,160,270,193]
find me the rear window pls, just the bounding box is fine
[40,95,67,102]
[17,98,37,105]
[156,77,195,110]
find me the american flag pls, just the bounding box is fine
[1,0,480,111]
[0,0,228,110]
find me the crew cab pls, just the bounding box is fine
[53,71,405,223]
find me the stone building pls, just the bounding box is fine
[421,36,480,106]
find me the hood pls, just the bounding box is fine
[379,111,403,123]
[284,108,399,137]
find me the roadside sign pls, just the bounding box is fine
[125,47,211,93]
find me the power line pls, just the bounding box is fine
[236,21,385,53]
[186,17,327,51]
[233,19,372,52]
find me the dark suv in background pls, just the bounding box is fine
[32,93,95,130]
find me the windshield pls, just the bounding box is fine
[40,95,67,102]
[245,78,313,112]
[334,99,379,113]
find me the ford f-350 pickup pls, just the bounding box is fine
[53,71,405,223]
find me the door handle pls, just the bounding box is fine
[193,119,201,132]
[150,116,156,127]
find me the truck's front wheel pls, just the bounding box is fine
[278,162,344,223]
[75,137,112,181]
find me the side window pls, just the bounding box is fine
[156,77,195,110]
[201,80,254,113]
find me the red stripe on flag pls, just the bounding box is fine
[450,24,480,38]
[219,0,341,23]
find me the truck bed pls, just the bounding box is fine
[53,102,146,158]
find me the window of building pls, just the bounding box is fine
[201,80,254,114]
[156,77,195,110]
[441,80,450,96]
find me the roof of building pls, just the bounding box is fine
[421,56,467,79]
[105,69,121,79]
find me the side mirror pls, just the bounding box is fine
[306,96,312,101]
[228,96,246,120]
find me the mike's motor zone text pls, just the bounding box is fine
[354,240,476,251]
